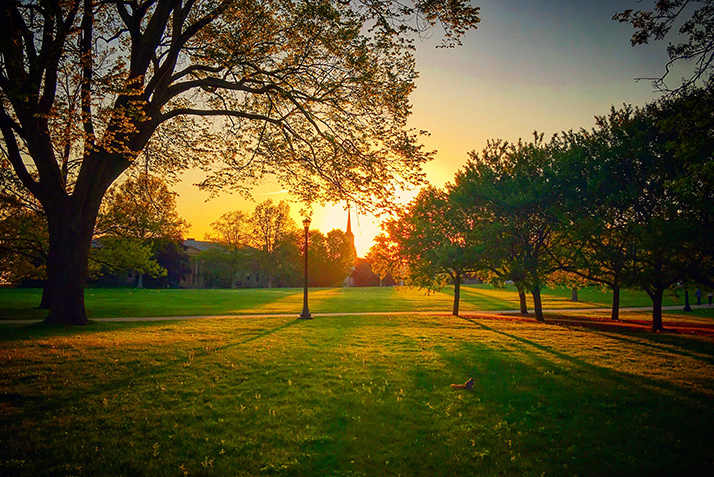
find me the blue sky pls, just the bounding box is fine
[174,0,673,255]
[411,0,666,186]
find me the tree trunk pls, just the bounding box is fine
[43,212,97,326]
[571,287,578,302]
[517,285,528,314]
[42,191,105,326]
[531,286,544,322]
[611,286,620,321]
[137,272,144,289]
[452,273,461,316]
[39,282,51,309]
[651,288,665,331]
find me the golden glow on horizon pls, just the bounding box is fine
[172,171,385,257]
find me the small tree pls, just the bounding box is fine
[0,159,48,287]
[386,186,477,316]
[451,135,561,322]
[143,241,191,288]
[366,234,405,286]
[91,236,166,285]
[203,210,254,287]
[351,258,382,287]
[95,173,189,287]
[307,229,355,287]
[0,200,48,286]
[250,200,299,287]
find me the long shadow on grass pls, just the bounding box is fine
[590,330,714,366]
[215,317,303,350]
[4,317,306,421]
[294,316,714,476]
[457,317,713,401]
[457,287,518,311]
[437,317,714,475]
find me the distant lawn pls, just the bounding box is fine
[0,284,686,321]
[1,314,713,476]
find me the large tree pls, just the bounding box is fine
[551,90,714,330]
[0,0,479,325]
[619,90,714,330]
[548,128,641,321]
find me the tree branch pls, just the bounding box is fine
[0,105,41,200]
[158,107,285,126]
[81,0,96,144]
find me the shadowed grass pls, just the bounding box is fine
[1,314,713,476]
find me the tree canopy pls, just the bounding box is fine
[307,228,356,287]
[96,173,189,242]
[450,135,560,322]
[385,186,475,316]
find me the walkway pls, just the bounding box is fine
[2,304,712,327]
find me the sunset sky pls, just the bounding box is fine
[173,0,671,256]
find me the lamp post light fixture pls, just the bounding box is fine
[299,216,312,320]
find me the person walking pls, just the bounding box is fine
[696,289,702,305]
[709,292,713,306]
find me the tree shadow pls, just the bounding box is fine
[590,330,714,366]
[456,316,714,400]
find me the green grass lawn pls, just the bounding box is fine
[0,284,686,321]
[1,314,713,476]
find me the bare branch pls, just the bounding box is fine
[0,105,41,199]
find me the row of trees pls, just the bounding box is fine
[373,89,714,331]
[199,200,357,288]
[2,182,360,289]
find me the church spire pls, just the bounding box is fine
[345,206,357,287]
[346,208,354,240]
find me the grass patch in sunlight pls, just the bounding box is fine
[1,314,713,476]
[0,284,684,321]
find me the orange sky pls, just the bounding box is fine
[172,1,667,257]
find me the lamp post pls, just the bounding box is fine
[684,289,693,312]
[299,217,312,319]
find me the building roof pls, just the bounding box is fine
[183,239,220,253]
